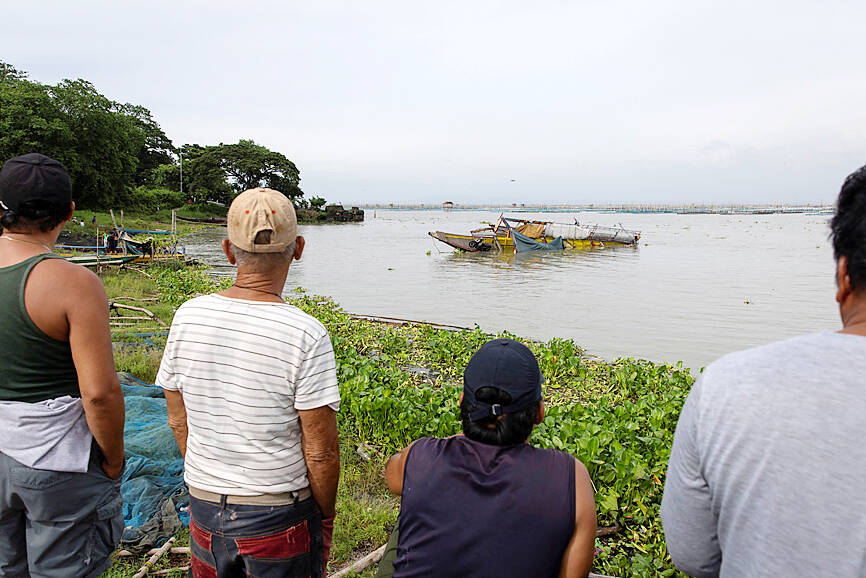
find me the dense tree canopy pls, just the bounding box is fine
[1,64,152,207]
[188,140,302,204]
[0,62,310,209]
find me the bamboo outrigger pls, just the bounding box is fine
[429,216,641,253]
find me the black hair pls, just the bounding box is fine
[460,386,539,446]
[0,199,69,233]
[830,165,866,292]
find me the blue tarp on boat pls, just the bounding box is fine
[511,230,565,252]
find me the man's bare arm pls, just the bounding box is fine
[299,406,340,518]
[67,269,125,478]
[558,459,598,578]
[164,390,188,458]
[384,440,419,496]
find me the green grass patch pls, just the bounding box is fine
[329,443,399,574]
[102,264,231,381]
[100,529,190,577]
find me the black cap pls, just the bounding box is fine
[463,338,543,421]
[0,153,72,214]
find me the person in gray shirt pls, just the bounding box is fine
[661,165,866,577]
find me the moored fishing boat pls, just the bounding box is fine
[429,216,641,252]
[58,232,186,264]
[174,215,227,224]
[63,255,137,267]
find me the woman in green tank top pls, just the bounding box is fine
[0,153,126,577]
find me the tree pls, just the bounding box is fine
[0,62,76,168]
[0,62,306,210]
[0,62,150,208]
[308,196,326,211]
[148,163,180,191]
[190,140,303,203]
[185,144,232,202]
[119,104,175,186]
[49,79,141,207]
[0,62,28,83]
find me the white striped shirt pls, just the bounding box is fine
[156,294,340,495]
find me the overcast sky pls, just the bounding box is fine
[4,0,866,204]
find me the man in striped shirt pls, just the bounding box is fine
[158,188,341,578]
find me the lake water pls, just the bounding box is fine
[183,210,840,370]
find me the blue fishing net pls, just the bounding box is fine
[118,373,188,552]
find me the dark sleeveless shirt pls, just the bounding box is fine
[0,254,80,402]
[393,436,576,578]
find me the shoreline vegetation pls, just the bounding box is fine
[2,61,358,227]
[100,216,694,576]
[59,203,363,251]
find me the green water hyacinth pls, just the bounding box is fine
[288,294,694,577]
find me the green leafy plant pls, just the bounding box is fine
[288,294,694,577]
[151,265,232,306]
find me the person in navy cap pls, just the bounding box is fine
[0,153,125,577]
[382,338,597,578]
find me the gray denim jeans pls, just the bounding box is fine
[0,443,124,578]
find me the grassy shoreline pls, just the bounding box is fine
[102,263,693,577]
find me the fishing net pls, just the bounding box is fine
[117,372,188,553]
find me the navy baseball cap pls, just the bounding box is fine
[0,153,72,214]
[463,338,543,421]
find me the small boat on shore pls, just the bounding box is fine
[123,228,174,235]
[58,230,186,265]
[174,215,227,225]
[429,216,641,252]
[64,255,137,267]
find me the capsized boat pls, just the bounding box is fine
[428,216,641,252]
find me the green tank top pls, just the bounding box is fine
[0,254,80,402]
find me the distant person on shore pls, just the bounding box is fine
[107,229,119,253]
[157,188,340,578]
[380,338,597,578]
[661,164,866,576]
[0,153,125,576]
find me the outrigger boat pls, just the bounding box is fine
[429,216,641,253]
[64,255,138,267]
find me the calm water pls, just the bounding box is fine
[184,210,840,370]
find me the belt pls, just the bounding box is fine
[189,486,312,506]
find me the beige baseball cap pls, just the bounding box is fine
[227,188,298,253]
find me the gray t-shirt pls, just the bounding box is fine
[661,332,866,577]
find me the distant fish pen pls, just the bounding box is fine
[360,203,834,215]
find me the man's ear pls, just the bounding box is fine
[222,238,237,265]
[458,392,464,405]
[65,201,75,222]
[293,235,305,261]
[535,400,545,425]
[837,256,852,304]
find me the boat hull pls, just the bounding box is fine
[428,231,629,252]
[64,255,138,267]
